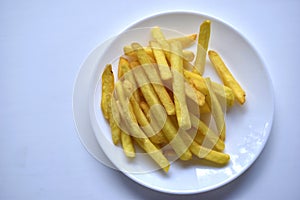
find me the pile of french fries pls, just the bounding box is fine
[101,20,246,173]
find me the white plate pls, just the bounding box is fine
[73,11,274,194]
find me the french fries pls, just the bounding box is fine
[100,21,247,172]
[170,41,191,130]
[205,78,226,141]
[149,41,172,80]
[208,50,246,104]
[166,33,197,48]
[101,64,114,120]
[131,43,175,115]
[194,20,211,75]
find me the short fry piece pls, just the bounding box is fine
[185,82,205,106]
[170,41,191,130]
[182,133,229,165]
[194,20,211,75]
[184,70,234,107]
[101,64,114,119]
[121,130,135,158]
[167,33,197,48]
[190,141,230,165]
[208,50,246,104]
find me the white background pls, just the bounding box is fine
[1,0,300,199]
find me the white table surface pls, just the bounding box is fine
[1,0,300,199]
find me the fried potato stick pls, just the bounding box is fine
[189,113,225,151]
[208,50,246,104]
[120,129,135,158]
[181,132,230,165]
[184,81,205,106]
[131,43,175,115]
[205,78,226,141]
[193,20,211,75]
[183,70,235,107]
[166,33,197,48]
[101,64,114,119]
[170,41,191,130]
[117,57,142,103]
[108,97,121,145]
[149,41,172,80]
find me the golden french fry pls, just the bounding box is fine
[183,70,234,107]
[151,26,169,49]
[185,81,205,106]
[189,113,225,151]
[101,64,114,119]
[139,101,167,145]
[212,82,235,107]
[134,138,170,172]
[116,99,170,172]
[108,97,121,145]
[181,132,229,164]
[117,57,126,79]
[200,102,211,113]
[208,50,246,104]
[205,78,226,141]
[166,33,197,48]
[190,141,230,165]
[182,50,195,62]
[170,41,191,130]
[131,43,175,115]
[120,130,135,158]
[193,20,211,75]
[123,80,168,145]
[118,57,142,103]
[149,41,173,80]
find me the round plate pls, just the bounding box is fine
[73,11,274,194]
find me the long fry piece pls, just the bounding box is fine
[101,64,114,119]
[208,50,246,104]
[193,20,211,75]
[181,132,230,165]
[206,78,226,141]
[170,41,191,130]
[109,97,121,145]
[131,43,175,115]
